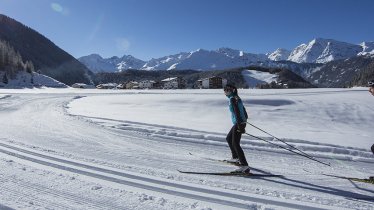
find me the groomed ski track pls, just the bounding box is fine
[0,141,325,210]
[0,91,373,209]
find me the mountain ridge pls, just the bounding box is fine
[0,14,92,85]
[79,38,373,73]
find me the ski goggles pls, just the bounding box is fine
[368,81,374,86]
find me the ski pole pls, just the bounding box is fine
[244,132,331,167]
[247,122,314,159]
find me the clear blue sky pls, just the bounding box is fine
[1,0,373,60]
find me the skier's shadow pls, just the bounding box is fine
[254,175,374,202]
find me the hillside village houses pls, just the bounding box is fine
[74,76,227,89]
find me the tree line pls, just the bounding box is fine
[0,39,34,83]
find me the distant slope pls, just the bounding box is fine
[0,71,67,88]
[0,14,92,85]
[93,66,314,89]
[308,55,374,87]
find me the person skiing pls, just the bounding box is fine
[224,84,250,173]
[369,80,374,154]
[368,80,374,97]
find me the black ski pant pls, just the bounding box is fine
[226,124,248,166]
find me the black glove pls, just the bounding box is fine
[236,123,246,134]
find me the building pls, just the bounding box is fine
[116,83,126,89]
[161,77,186,89]
[198,76,227,89]
[125,81,139,89]
[138,80,155,89]
[71,83,95,89]
[96,83,118,89]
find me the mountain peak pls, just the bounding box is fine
[268,48,291,61]
[289,38,362,63]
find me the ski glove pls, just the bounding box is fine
[236,123,246,134]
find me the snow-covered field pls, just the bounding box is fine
[0,88,373,210]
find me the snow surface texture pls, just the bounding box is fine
[0,88,373,210]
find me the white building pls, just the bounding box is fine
[161,77,186,89]
[138,80,155,89]
[72,83,95,89]
[96,83,118,89]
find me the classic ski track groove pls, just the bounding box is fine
[0,142,326,210]
[0,176,119,209]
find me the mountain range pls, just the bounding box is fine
[1,13,373,89]
[79,38,374,73]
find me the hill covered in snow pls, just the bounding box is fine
[0,71,68,88]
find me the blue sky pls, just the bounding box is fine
[1,0,373,60]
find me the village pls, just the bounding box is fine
[72,76,228,89]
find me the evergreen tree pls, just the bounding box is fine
[2,73,8,84]
[25,60,34,73]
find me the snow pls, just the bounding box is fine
[267,48,291,61]
[242,70,278,88]
[359,42,374,55]
[288,38,362,63]
[0,72,67,88]
[0,88,373,209]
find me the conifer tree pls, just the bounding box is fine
[2,73,8,84]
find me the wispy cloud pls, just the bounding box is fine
[51,2,69,16]
[116,38,131,53]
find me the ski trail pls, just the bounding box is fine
[0,176,122,209]
[69,114,374,163]
[0,141,328,210]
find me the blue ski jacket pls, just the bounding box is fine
[227,94,248,125]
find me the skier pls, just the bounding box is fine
[369,80,374,154]
[223,84,250,173]
[369,80,374,97]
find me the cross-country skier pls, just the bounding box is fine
[369,80,374,154]
[223,84,250,173]
[368,80,374,97]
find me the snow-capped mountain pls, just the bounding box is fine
[288,38,362,63]
[80,48,270,72]
[267,48,291,61]
[79,38,374,73]
[358,41,374,55]
[78,54,146,73]
[165,48,268,71]
[116,55,147,71]
[141,52,190,70]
